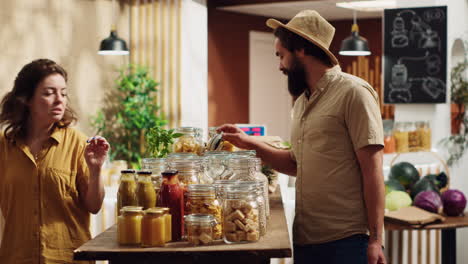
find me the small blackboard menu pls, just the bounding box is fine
[383,6,447,104]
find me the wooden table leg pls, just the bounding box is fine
[441,229,456,264]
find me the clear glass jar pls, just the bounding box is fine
[136,171,157,210]
[407,122,420,152]
[203,151,231,181]
[117,170,137,214]
[223,185,260,244]
[173,127,204,155]
[393,122,409,153]
[141,208,166,247]
[142,158,166,195]
[118,206,143,245]
[231,150,256,157]
[185,214,217,246]
[416,121,431,151]
[213,179,238,201]
[208,127,218,140]
[187,184,222,240]
[235,181,266,237]
[156,170,184,241]
[167,159,202,186]
[252,158,270,220]
[226,156,256,181]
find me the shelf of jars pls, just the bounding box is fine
[76,127,292,263]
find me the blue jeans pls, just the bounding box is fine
[294,234,369,264]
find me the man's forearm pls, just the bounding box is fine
[247,140,297,176]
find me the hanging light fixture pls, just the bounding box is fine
[98,0,129,55]
[339,10,371,56]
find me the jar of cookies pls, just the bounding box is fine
[222,184,260,244]
[186,184,222,239]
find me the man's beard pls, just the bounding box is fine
[283,58,308,97]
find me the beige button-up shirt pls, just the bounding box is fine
[290,66,384,245]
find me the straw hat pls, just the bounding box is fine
[266,10,339,65]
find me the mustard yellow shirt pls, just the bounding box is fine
[290,66,384,245]
[0,127,92,264]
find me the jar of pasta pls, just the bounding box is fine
[185,214,217,246]
[393,122,409,153]
[136,171,157,210]
[407,122,420,152]
[187,184,222,240]
[223,184,260,244]
[117,170,137,214]
[142,208,166,247]
[173,127,204,155]
[416,121,431,151]
[117,206,144,245]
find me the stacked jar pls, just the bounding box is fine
[117,170,137,214]
[136,171,157,210]
[118,206,144,245]
[185,214,217,246]
[141,158,166,196]
[223,184,260,243]
[173,127,204,155]
[186,184,223,239]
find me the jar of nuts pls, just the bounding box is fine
[222,184,260,244]
[185,214,217,246]
[187,184,223,240]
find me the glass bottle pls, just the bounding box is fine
[393,122,409,153]
[203,151,231,181]
[185,214,217,246]
[223,184,260,244]
[117,206,143,245]
[117,170,137,214]
[136,171,157,210]
[141,158,166,196]
[416,121,431,151]
[157,170,184,241]
[141,208,166,247]
[187,184,222,240]
[173,127,204,155]
[407,122,420,152]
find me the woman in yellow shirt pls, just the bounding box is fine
[0,59,110,263]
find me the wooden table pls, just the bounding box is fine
[74,189,292,264]
[385,213,468,264]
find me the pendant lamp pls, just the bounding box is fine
[98,0,129,55]
[339,10,371,56]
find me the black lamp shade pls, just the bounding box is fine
[98,30,129,55]
[339,31,371,56]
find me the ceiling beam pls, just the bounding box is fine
[208,0,318,8]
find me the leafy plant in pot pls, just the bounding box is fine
[440,61,468,166]
[91,65,167,168]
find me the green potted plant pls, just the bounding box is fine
[145,126,183,158]
[440,60,468,166]
[91,65,167,168]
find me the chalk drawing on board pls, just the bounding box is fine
[409,77,446,99]
[391,16,409,48]
[388,63,412,103]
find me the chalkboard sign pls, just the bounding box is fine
[383,6,447,104]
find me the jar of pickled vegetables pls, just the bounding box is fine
[416,121,431,151]
[187,184,222,239]
[117,206,144,245]
[136,171,157,210]
[173,127,204,155]
[185,214,217,246]
[142,208,166,247]
[117,170,137,214]
[393,122,409,153]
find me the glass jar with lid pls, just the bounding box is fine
[252,158,270,220]
[156,207,172,242]
[416,121,431,151]
[223,184,260,243]
[407,122,420,152]
[185,214,217,246]
[235,181,266,237]
[167,159,202,186]
[117,170,137,214]
[213,179,238,201]
[136,171,157,210]
[117,206,144,245]
[203,151,231,181]
[393,122,409,153]
[142,158,166,195]
[141,208,166,247]
[225,156,256,181]
[186,184,222,239]
[173,127,204,155]
[157,170,184,241]
[383,120,396,154]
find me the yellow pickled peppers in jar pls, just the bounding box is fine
[136,171,157,210]
[118,206,143,245]
[141,209,166,247]
[117,170,137,214]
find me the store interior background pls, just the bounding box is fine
[0,0,467,263]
